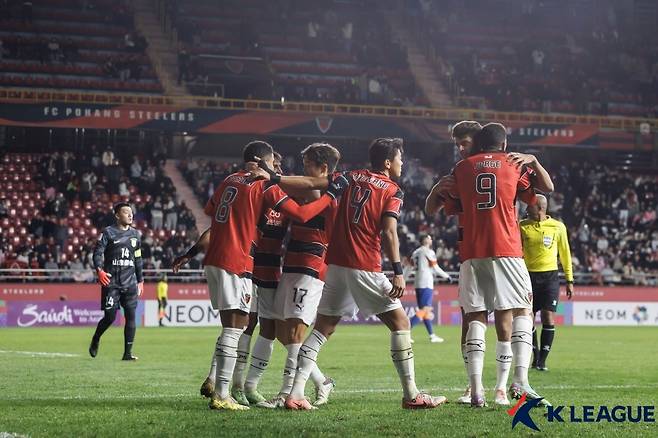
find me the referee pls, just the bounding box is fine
[89,202,144,360]
[520,194,574,371]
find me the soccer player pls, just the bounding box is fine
[442,123,554,407]
[89,202,143,361]
[201,140,347,411]
[230,152,290,407]
[251,138,447,410]
[425,120,481,403]
[520,194,574,371]
[173,152,287,404]
[410,235,451,343]
[157,274,168,327]
[264,143,342,408]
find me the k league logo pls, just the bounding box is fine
[507,393,656,431]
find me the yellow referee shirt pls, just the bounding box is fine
[157,280,168,300]
[520,216,573,282]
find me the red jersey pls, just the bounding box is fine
[283,198,338,281]
[253,208,289,289]
[452,151,537,261]
[204,172,289,276]
[204,171,333,276]
[326,169,403,272]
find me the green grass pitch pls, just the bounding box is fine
[1,325,656,437]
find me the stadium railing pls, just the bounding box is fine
[1,88,655,130]
[1,269,655,286]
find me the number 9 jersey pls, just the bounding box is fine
[451,151,537,262]
[325,169,403,272]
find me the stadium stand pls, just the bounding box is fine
[406,0,658,117]
[161,0,422,105]
[0,151,198,280]
[0,0,163,93]
[179,154,658,286]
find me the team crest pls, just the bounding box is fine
[244,293,251,304]
[130,238,138,248]
[543,235,553,248]
[315,116,333,134]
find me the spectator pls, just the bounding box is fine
[150,197,163,229]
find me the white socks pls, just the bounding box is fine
[232,333,252,389]
[390,330,420,401]
[244,335,274,392]
[495,341,512,391]
[281,343,302,396]
[309,364,326,388]
[207,350,217,382]
[214,327,244,399]
[290,330,326,399]
[465,321,486,397]
[511,315,533,386]
[461,343,469,386]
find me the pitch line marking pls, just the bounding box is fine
[0,350,80,358]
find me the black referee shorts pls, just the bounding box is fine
[530,270,560,313]
[101,285,139,311]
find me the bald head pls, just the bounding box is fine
[536,194,548,212]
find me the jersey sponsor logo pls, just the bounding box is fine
[112,259,135,267]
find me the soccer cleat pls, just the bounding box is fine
[494,389,510,406]
[410,338,415,344]
[402,392,447,409]
[313,377,335,406]
[429,334,444,343]
[88,338,99,358]
[536,363,549,371]
[200,378,214,398]
[456,386,471,404]
[231,387,250,406]
[121,354,138,361]
[259,394,287,409]
[209,396,250,411]
[244,389,269,405]
[285,397,318,410]
[508,383,552,407]
[471,394,487,408]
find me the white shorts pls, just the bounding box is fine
[459,257,532,314]
[256,286,279,320]
[204,265,253,313]
[250,284,259,313]
[275,272,324,326]
[317,265,402,319]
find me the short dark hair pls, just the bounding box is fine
[301,143,341,173]
[369,138,403,170]
[451,120,482,139]
[473,123,507,152]
[242,140,274,163]
[113,202,131,214]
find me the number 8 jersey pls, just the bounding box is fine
[325,169,403,272]
[451,151,537,262]
[204,170,334,277]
